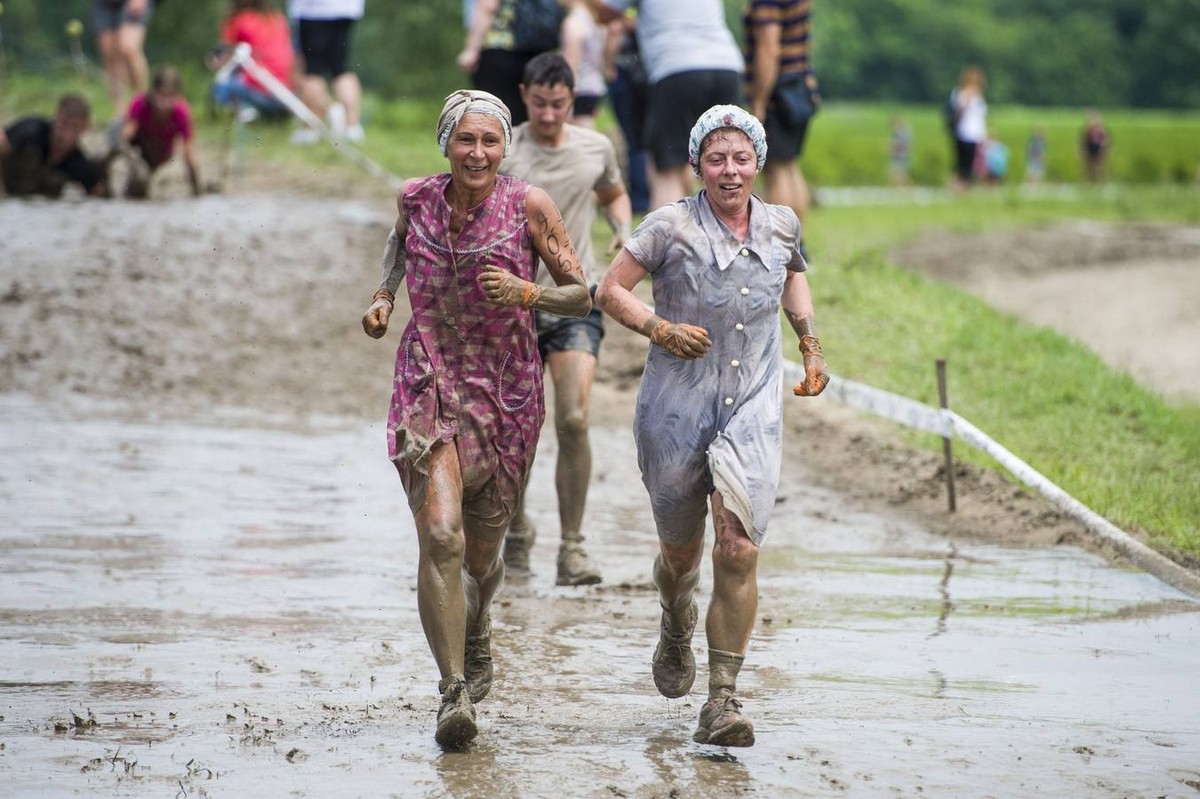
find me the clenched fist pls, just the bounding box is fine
[650,320,712,360]
[362,290,394,339]
[479,264,540,308]
[793,334,829,396]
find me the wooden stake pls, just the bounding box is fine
[936,358,957,512]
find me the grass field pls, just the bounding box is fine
[4,69,1199,561]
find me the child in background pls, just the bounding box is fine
[113,66,202,197]
[210,0,296,122]
[1025,126,1046,184]
[888,116,912,186]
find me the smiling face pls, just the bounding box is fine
[446,112,506,196]
[698,129,758,218]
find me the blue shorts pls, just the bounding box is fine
[535,290,604,361]
[93,0,153,32]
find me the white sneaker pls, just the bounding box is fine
[236,106,260,124]
[345,124,365,143]
[290,127,320,145]
[327,102,346,140]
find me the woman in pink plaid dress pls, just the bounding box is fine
[360,90,591,750]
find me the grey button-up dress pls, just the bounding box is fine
[625,192,806,545]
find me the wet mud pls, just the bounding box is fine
[2,195,1199,797]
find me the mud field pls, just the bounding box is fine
[2,174,1199,798]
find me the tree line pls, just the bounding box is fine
[2,0,1196,108]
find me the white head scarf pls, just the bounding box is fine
[436,89,513,158]
[687,104,768,177]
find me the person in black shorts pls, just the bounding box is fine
[1,95,107,198]
[289,0,365,142]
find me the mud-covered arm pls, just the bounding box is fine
[362,183,409,339]
[597,182,632,256]
[596,248,711,360]
[480,187,591,317]
[782,270,829,396]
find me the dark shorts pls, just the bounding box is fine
[535,294,604,361]
[298,18,356,79]
[92,0,153,32]
[645,69,741,170]
[573,94,602,118]
[764,105,811,163]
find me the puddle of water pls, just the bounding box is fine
[1,393,1198,797]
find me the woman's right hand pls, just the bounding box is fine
[650,320,712,360]
[362,297,393,339]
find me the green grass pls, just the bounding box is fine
[4,68,1199,561]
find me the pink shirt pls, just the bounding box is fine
[127,94,193,167]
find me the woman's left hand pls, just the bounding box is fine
[479,264,539,308]
[793,335,830,396]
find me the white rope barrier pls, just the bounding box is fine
[784,361,1200,598]
[217,44,404,191]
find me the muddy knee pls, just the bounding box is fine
[421,520,466,571]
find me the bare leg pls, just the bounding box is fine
[299,75,332,121]
[116,23,149,100]
[97,31,124,110]
[412,443,469,680]
[649,162,694,209]
[763,158,811,228]
[546,350,596,541]
[332,71,363,128]
[705,490,759,656]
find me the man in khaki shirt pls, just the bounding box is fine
[500,51,632,586]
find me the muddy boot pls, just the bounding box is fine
[651,598,698,698]
[692,688,755,747]
[464,612,493,704]
[556,539,601,586]
[434,674,477,750]
[503,515,536,576]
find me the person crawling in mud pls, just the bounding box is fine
[360,89,591,750]
[109,66,202,198]
[0,94,107,198]
[596,104,829,747]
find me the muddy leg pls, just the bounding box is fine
[651,529,704,698]
[460,497,506,704]
[693,491,758,746]
[547,350,601,585]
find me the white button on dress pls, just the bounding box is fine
[735,323,744,331]
[724,397,734,406]
[740,287,749,296]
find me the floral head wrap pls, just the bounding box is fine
[687,104,768,177]
[436,89,513,158]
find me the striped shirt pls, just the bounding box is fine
[742,0,813,78]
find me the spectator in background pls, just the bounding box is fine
[92,0,153,117]
[1024,126,1046,184]
[210,0,296,122]
[288,0,365,143]
[1081,110,1110,183]
[888,115,912,187]
[983,137,1008,185]
[948,65,987,190]
[0,94,107,198]
[111,66,202,198]
[560,1,607,127]
[743,0,819,259]
[602,13,650,212]
[587,0,744,208]
[458,0,568,128]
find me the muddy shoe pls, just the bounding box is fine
[692,689,755,747]
[464,613,493,703]
[651,599,698,698]
[434,674,477,750]
[503,515,536,576]
[556,541,602,586]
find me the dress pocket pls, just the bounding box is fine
[401,332,435,391]
[497,351,539,412]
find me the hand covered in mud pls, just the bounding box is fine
[362,290,394,339]
[650,320,712,360]
[479,264,541,308]
[793,334,829,396]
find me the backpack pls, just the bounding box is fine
[512,0,566,54]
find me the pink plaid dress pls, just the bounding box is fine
[387,173,544,517]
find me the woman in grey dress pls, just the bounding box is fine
[595,104,828,747]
